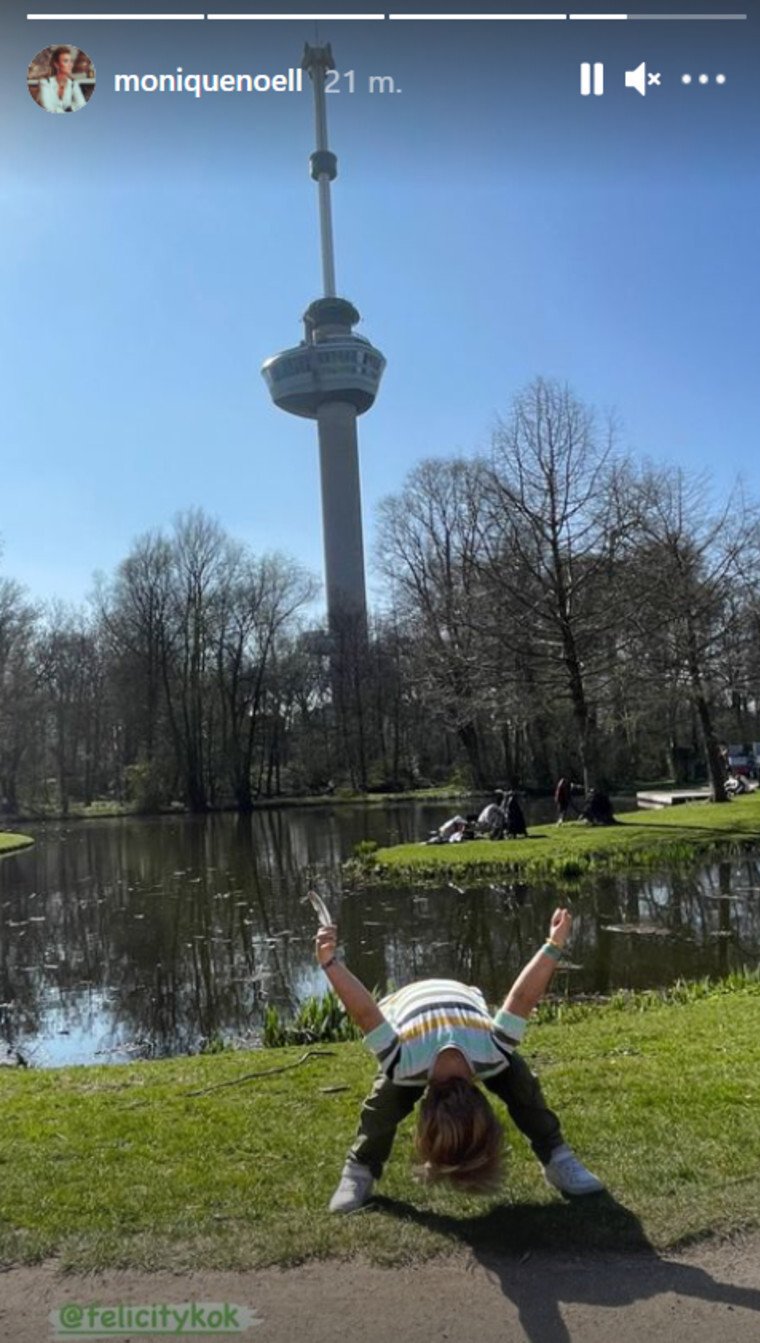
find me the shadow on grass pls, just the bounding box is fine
[369,1191,760,1342]
[370,1187,649,1256]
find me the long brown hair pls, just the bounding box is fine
[414,1076,505,1194]
[49,46,72,77]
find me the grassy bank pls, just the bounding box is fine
[1,975,759,1271]
[370,791,760,882]
[0,832,34,857]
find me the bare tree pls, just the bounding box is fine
[162,510,230,811]
[629,467,756,801]
[0,576,40,813]
[484,376,633,790]
[376,457,495,787]
[36,603,103,816]
[214,551,318,809]
[95,530,176,811]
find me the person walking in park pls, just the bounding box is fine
[555,777,571,824]
[554,777,582,824]
[317,907,604,1213]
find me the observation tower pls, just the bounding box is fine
[261,43,386,632]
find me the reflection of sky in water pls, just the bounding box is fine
[1,806,758,1068]
[27,989,135,1069]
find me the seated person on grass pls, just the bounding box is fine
[316,907,604,1213]
[504,789,528,838]
[424,814,478,844]
[580,789,618,826]
[477,792,508,838]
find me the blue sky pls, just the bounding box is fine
[1,3,757,609]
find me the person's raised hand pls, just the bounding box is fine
[315,923,338,966]
[549,907,572,947]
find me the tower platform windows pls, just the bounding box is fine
[262,334,385,418]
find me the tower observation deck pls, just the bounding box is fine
[261,43,386,631]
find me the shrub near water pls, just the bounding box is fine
[263,990,365,1047]
[352,839,379,861]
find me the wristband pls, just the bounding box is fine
[321,955,337,971]
[541,941,563,961]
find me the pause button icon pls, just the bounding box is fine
[580,62,604,96]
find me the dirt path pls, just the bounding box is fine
[2,1231,760,1343]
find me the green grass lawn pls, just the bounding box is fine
[0,832,34,856]
[370,791,760,881]
[2,977,759,1272]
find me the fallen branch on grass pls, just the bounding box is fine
[182,1049,338,1098]
[116,1049,340,1109]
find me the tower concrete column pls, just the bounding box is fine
[316,399,367,624]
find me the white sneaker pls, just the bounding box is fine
[328,1158,375,1213]
[543,1144,605,1196]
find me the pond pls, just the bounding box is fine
[1,799,758,1067]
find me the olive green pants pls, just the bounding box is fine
[347,1051,564,1179]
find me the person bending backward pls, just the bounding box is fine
[317,908,605,1213]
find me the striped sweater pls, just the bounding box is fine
[363,977,528,1086]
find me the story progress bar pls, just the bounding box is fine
[25,9,749,18]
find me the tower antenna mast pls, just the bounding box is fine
[302,43,337,298]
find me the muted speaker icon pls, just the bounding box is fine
[625,61,662,96]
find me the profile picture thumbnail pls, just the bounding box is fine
[28,45,96,114]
